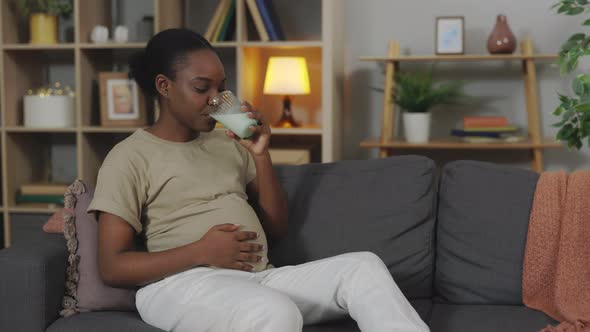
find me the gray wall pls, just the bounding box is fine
[23,1,590,187]
[342,0,590,171]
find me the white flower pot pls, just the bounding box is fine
[402,112,431,143]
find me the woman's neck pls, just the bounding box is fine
[147,108,200,143]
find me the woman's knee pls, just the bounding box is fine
[234,292,303,331]
[343,251,386,266]
[264,296,303,329]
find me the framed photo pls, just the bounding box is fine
[435,16,465,55]
[99,72,147,127]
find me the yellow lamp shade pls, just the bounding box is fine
[263,57,310,95]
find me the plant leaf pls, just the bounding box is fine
[573,74,590,96]
[558,93,571,104]
[568,6,585,14]
[558,4,571,13]
[554,106,566,116]
[568,33,586,42]
[575,103,590,112]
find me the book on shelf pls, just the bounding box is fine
[255,0,285,41]
[16,193,65,206]
[452,126,524,143]
[204,0,236,42]
[461,125,519,133]
[451,129,516,138]
[245,0,269,41]
[217,0,236,41]
[20,182,69,196]
[463,116,509,128]
[460,136,526,144]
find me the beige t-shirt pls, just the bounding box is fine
[87,129,269,272]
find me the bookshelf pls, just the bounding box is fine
[360,39,562,172]
[0,0,344,247]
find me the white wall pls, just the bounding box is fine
[341,0,590,171]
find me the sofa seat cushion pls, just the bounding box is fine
[48,300,432,332]
[47,311,164,332]
[303,299,432,332]
[272,155,437,299]
[436,161,539,304]
[429,304,556,332]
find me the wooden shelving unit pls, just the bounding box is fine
[360,39,562,171]
[360,137,562,150]
[0,0,344,247]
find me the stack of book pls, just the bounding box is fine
[244,0,285,41]
[204,0,236,42]
[203,0,285,42]
[16,182,67,206]
[451,116,524,143]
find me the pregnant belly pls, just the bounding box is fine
[146,194,270,272]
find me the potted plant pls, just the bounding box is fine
[16,0,72,44]
[393,70,466,143]
[551,0,590,150]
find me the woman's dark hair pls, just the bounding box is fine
[129,28,216,98]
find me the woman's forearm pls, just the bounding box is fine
[252,151,289,240]
[100,241,208,288]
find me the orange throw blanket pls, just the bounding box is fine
[523,170,590,332]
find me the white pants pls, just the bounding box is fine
[136,252,430,332]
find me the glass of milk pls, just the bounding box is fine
[209,91,258,139]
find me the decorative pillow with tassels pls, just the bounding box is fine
[60,179,136,317]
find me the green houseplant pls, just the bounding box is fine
[15,0,72,44]
[393,70,466,143]
[552,0,590,149]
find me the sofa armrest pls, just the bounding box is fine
[0,234,67,332]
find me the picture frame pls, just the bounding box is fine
[98,72,147,127]
[435,16,465,55]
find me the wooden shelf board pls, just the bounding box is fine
[360,137,563,149]
[241,41,323,48]
[213,126,323,135]
[271,127,323,135]
[2,43,76,50]
[79,42,147,49]
[82,126,141,133]
[212,41,239,48]
[4,127,77,133]
[359,54,559,62]
[8,204,61,214]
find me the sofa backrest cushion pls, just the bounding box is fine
[435,160,539,304]
[270,155,437,299]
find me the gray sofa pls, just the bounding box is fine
[0,156,557,332]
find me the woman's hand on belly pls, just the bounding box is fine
[195,223,265,272]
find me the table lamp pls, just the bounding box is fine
[263,56,310,128]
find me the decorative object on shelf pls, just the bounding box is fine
[486,14,517,54]
[435,16,465,55]
[551,0,590,150]
[263,57,311,128]
[16,0,72,44]
[137,15,154,41]
[24,82,75,128]
[98,72,147,127]
[113,26,129,43]
[393,70,466,143]
[90,25,109,43]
